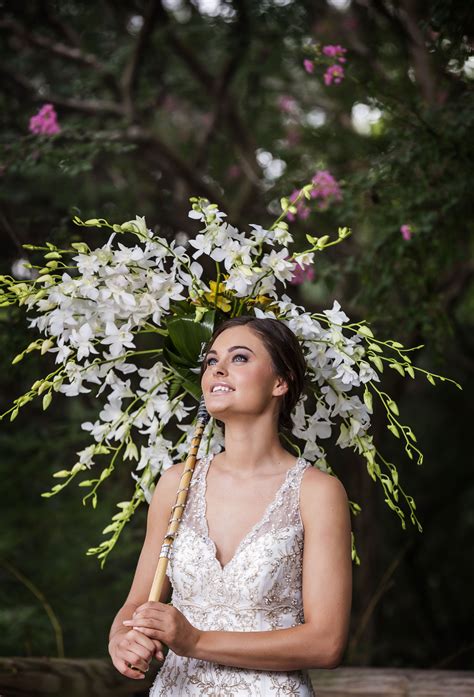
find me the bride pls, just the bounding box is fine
[108,315,352,695]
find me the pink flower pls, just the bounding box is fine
[322,44,348,64]
[286,171,342,221]
[226,164,241,180]
[29,104,61,135]
[285,127,301,146]
[311,170,343,209]
[324,64,345,86]
[277,95,298,114]
[400,224,412,241]
[303,59,314,74]
[289,263,315,285]
[287,189,309,222]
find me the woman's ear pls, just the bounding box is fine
[273,376,289,397]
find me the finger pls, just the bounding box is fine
[132,625,165,642]
[125,634,155,662]
[124,617,163,631]
[132,607,167,622]
[135,601,167,615]
[129,629,157,655]
[121,648,150,674]
[114,657,146,680]
[154,643,165,661]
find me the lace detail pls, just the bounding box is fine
[150,453,315,696]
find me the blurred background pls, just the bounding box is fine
[0,0,473,672]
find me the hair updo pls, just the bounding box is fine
[199,316,307,433]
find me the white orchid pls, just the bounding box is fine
[1,192,456,567]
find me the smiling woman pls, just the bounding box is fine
[200,316,307,434]
[108,316,352,696]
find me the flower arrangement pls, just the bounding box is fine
[0,183,460,567]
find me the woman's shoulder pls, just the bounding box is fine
[300,463,349,519]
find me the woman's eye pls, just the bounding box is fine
[205,353,248,366]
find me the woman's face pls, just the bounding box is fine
[201,325,287,424]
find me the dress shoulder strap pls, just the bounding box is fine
[251,458,310,541]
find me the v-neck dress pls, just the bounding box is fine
[149,452,315,696]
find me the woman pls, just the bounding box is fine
[108,316,352,695]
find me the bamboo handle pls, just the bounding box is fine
[148,396,210,602]
[127,397,210,673]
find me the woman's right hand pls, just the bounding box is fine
[109,628,165,679]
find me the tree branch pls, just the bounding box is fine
[59,128,226,207]
[37,0,82,48]
[0,17,120,99]
[191,0,251,170]
[120,0,161,120]
[0,66,125,116]
[397,0,439,106]
[157,0,260,169]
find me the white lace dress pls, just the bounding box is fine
[149,452,315,696]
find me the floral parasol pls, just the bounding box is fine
[0,184,460,566]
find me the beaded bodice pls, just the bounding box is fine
[150,452,315,696]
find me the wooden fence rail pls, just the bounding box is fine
[1,658,473,697]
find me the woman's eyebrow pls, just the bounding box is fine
[206,345,255,355]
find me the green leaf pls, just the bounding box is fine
[166,309,215,366]
[52,470,71,478]
[406,365,415,378]
[168,378,182,400]
[427,373,436,385]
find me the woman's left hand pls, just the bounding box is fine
[123,601,201,658]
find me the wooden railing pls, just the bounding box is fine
[1,658,473,696]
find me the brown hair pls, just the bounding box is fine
[199,316,307,433]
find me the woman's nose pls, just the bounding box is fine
[212,361,227,375]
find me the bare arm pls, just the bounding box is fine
[109,463,184,650]
[188,469,353,671]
